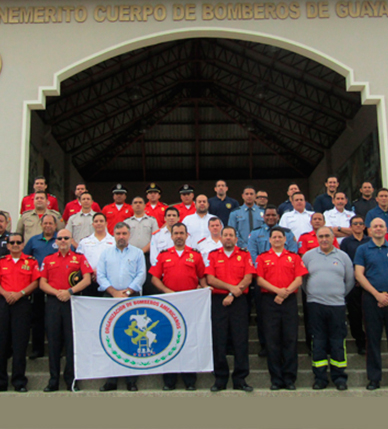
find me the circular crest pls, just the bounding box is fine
[100,296,187,369]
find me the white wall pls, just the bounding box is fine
[1,0,387,221]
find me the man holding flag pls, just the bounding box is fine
[149,222,207,390]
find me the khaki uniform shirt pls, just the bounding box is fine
[16,209,64,243]
[125,214,158,250]
[65,210,96,244]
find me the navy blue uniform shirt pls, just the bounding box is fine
[208,195,239,226]
[354,240,388,292]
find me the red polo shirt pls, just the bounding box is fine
[298,230,339,255]
[149,246,205,292]
[41,251,93,290]
[20,193,59,214]
[256,249,308,293]
[102,203,134,235]
[63,199,102,222]
[173,202,196,221]
[145,201,168,228]
[205,247,256,295]
[0,253,40,292]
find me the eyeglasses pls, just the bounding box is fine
[318,234,331,239]
[352,222,364,226]
[8,241,22,245]
[57,237,71,241]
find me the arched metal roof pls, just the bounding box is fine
[37,38,362,182]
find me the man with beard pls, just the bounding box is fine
[97,222,146,391]
[183,195,214,248]
[206,226,255,392]
[208,180,239,226]
[149,222,206,390]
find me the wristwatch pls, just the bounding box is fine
[338,226,342,232]
[228,292,234,297]
[68,288,74,296]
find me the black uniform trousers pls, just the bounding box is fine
[163,372,197,388]
[0,296,31,389]
[346,285,366,349]
[31,290,45,355]
[254,285,266,347]
[81,280,104,298]
[261,293,298,385]
[363,291,388,382]
[46,295,75,388]
[308,302,348,385]
[211,294,249,388]
[143,252,160,296]
[301,286,312,350]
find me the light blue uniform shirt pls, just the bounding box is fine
[97,244,146,293]
[228,204,264,248]
[248,224,298,266]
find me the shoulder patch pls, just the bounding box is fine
[197,237,206,244]
[152,229,161,235]
[251,226,263,232]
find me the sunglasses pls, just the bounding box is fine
[8,240,22,245]
[57,237,71,241]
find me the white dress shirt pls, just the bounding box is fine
[76,232,115,269]
[279,209,314,240]
[183,212,214,247]
[324,207,355,244]
[150,226,174,266]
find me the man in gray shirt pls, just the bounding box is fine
[302,226,354,391]
[65,192,95,247]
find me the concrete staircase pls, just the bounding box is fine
[4,293,388,393]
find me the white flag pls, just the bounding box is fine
[71,288,213,380]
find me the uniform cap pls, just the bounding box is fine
[179,184,195,194]
[112,184,128,194]
[145,183,162,194]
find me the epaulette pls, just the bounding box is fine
[22,209,34,216]
[282,227,292,233]
[152,229,161,235]
[299,231,311,237]
[239,247,249,252]
[209,248,221,254]
[49,193,56,198]
[160,249,169,253]
[191,248,200,253]
[251,226,263,232]
[27,256,36,260]
[197,237,206,244]
[0,255,6,259]
[230,206,241,213]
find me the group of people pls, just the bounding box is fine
[0,174,387,393]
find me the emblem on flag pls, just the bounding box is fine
[100,297,187,369]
